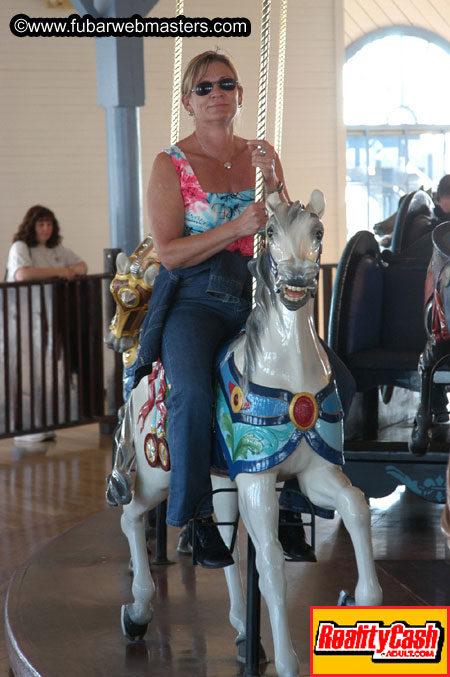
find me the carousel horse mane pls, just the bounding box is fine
[239,199,321,397]
[240,249,275,398]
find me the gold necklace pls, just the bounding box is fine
[195,134,233,170]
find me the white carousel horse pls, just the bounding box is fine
[109,190,382,677]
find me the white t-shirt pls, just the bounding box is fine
[6,240,82,281]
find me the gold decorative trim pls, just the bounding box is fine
[144,432,159,467]
[230,385,244,413]
[122,345,138,368]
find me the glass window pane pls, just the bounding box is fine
[344,35,450,126]
[346,135,367,180]
[346,183,369,238]
[368,183,402,230]
[407,132,445,190]
[368,134,406,188]
[445,133,450,175]
[345,31,450,238]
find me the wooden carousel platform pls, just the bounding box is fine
[5,489,450,677]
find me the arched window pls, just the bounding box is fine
[344,28,450,238]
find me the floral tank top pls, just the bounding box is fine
[164,145,255,256]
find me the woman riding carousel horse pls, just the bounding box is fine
[108,50,355,568]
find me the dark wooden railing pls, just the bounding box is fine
[0,258,338,440]
[0,265,123,439]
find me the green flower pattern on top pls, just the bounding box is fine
[216,382,291,463]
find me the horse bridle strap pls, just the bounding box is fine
[267,248,280,291]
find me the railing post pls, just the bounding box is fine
[102,248,123,434]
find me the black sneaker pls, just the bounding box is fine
[278,510,316,562]
[189,516,234,569]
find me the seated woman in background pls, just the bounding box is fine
[6,205,87,282]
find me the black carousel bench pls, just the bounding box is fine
[329,189,450,504]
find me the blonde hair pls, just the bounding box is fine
[181,50,239,97]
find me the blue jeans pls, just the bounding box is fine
[146,265,355,526]
[161,269,251,527]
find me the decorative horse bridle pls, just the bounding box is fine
[264,201,322,298]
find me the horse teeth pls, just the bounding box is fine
[285,285,306,298]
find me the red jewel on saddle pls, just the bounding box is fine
[228,382,250,413]
[289,392,319,431]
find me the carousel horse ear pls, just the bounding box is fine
[305,189,325,218]
[266,190,283,214]
[116,251,131,275]
[144,262,159,288]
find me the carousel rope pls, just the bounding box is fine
[274,0,288,158]
[254,0,272,207]
[170,0,184,145]
[253,0,272,297]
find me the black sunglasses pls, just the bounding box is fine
[191,78,238,96]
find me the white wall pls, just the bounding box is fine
[0,0,108,276]
[0,0,351,276]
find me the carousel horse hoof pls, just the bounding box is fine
[337,590,355,606]
[177,524,191,554]
[188,516,234,569]
[105,470,133,507]
[236,636,269,665]
[121,605,148,641]
[278,511,317,562]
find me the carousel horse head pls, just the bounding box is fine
[104,236,160,355]
[241,190,326,395]
[265,190,325,309]
[250,190,325,309]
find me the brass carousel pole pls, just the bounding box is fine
[154,0,184,564]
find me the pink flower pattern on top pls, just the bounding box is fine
[164,145,255,256]
[171,152,209,213]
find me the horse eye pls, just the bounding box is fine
[267,226,274,239]
[316,229,323,242]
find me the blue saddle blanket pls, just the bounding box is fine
[213,353,344,482]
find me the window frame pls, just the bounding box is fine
[345,27,450,237]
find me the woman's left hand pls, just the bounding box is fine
[247,139,277,186]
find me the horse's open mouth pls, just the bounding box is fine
[280,283,313,309]
[284,284,307,301]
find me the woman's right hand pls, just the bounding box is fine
[234,202,268,237]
